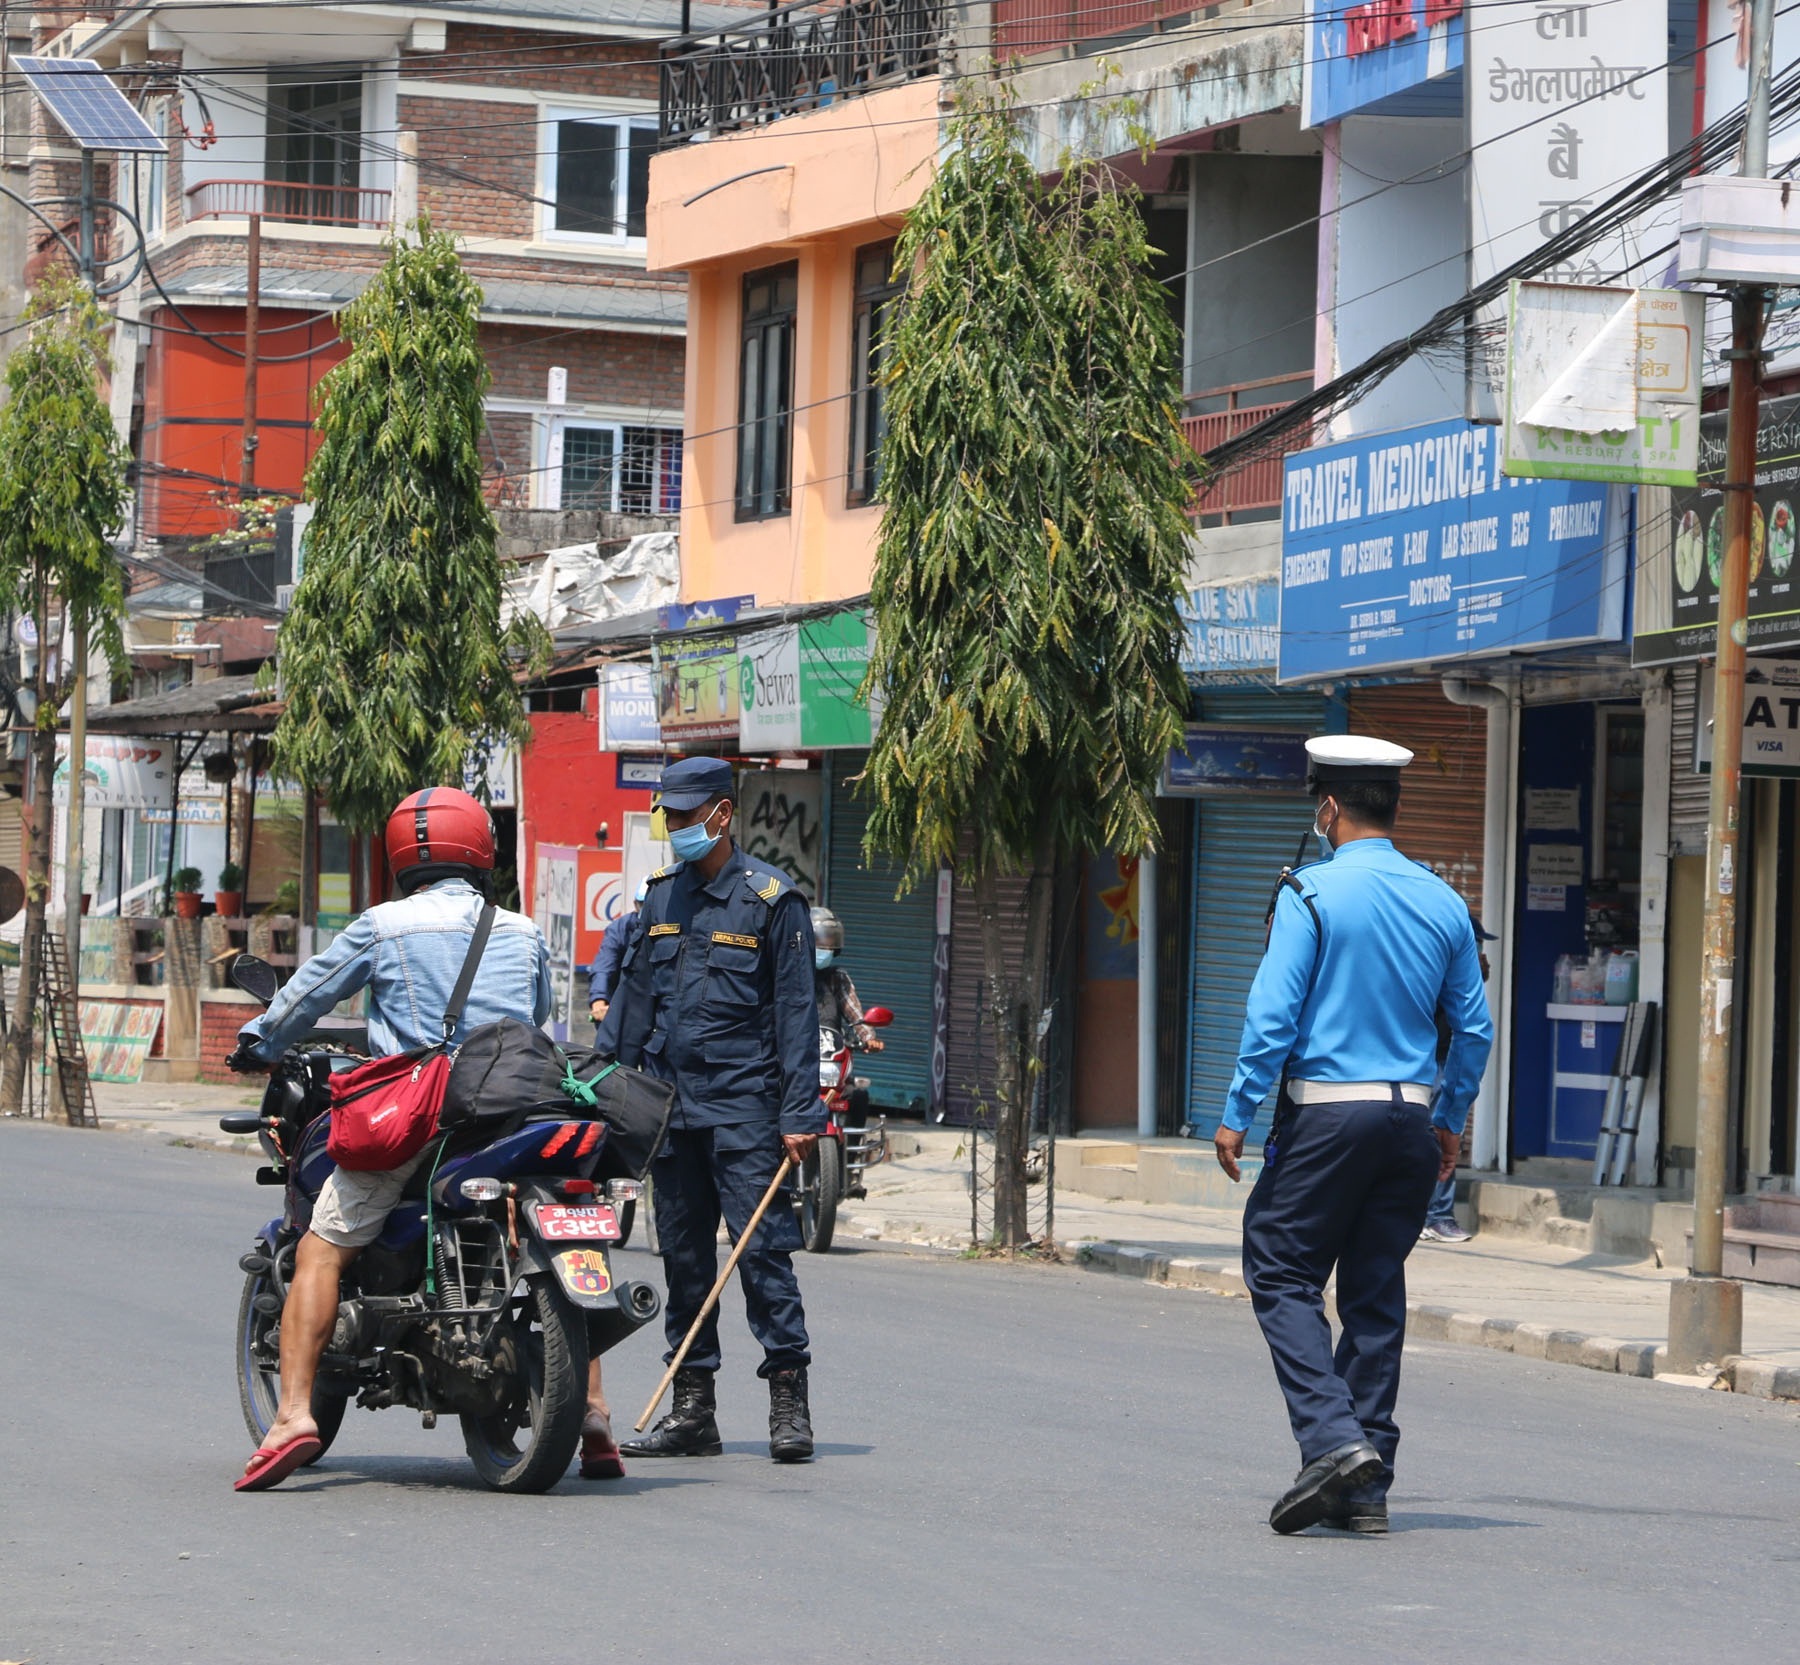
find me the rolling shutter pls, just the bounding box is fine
[1346,682,1488,909]
[823,759,937,1113]
[945,855,1032,1128]
[1669,664,1709,856]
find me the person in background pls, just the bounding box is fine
[588,882,647,1027]
[1419,911,1497,1245]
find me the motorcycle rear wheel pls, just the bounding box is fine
[799,1138,843,1253]
[236,1269,347,1462]
[460,1274,586,1493]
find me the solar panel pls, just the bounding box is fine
[13,57,166,153]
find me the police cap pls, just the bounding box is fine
[657,755,735,812]
[1305,734,1414,792]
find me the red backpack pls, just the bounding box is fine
[326,904,495,1171]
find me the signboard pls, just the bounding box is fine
[532,843,579,1042]
[1180,578,1279,678]
[1635,394,1800,666]
[1301,0,1465,129]
[737,614,875,751]
[738,625,803,750]
[1503,281,1704,485]
[659,595,753,632]
[51,737,174,811]
[616,755,661,791]
[655,631,739,742]
[1696,657,1800,779]
[79,998,160,1084]
[1467,0,1670,414]
[1278,418,1625,681]
[598,665,661,751]
[1162,727,1312,796]
[576,845,624,978]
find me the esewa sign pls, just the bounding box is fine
[1503,281,1703,486]
[738,614,875,750]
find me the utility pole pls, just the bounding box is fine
[1669,0,1775,1374]
[241,213,261,491]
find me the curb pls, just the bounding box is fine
[1074,1240,1800,1405]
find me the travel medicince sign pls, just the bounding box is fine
[1278,418,1625,682]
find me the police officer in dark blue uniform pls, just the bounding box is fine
[597,756,822,1462]
[1215,736,1492,1535]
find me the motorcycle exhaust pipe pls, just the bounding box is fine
[585,1280,662,1359]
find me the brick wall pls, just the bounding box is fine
[200,997,257,1084]
[483,323,684,413]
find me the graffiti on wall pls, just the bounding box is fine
[738,771,823,900]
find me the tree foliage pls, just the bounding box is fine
[861,87,1193,1245]
[862,87,1193,891]
[274,226,546,833]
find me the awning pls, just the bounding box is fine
[85,674,281,736]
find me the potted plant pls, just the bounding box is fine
[215,862,245,918]
[170,867,204,920]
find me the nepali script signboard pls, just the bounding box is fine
[1278,418,1625,682]
[1301,1,1465,129]
[1634,394,1800,666]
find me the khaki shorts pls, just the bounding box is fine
[310,1147,431,1249]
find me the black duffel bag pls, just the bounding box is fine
[559,1048,675,1181]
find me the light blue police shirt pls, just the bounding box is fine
[1222,838,1493,1136]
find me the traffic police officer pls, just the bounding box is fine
[596,755,822,1462]
[1215,736,1492,1534]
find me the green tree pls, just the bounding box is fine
[0,275,130,1115]
[274,226,544,837]
[862,90,1193,1246]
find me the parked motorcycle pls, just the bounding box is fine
[222,953,661,1494]
[796,1004,894,1253]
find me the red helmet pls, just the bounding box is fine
[385,787,495,896]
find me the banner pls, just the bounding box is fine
[655,632,739,742]
[737,614,874,751]
[532,843,579,1042]
[738,626,803,750]
[1696,658,1800,779]
[1180,578,1279,678]
[1301,0,1465,130]
[1635,394,1800,666]
[1467,0,1669,414]
[51,737,175,811]
[1278,418,1625,681]
[597,665,660,751]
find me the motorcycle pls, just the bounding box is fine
[796,1004,894,1253]
[221,953,661,1494]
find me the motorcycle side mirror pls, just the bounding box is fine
[861,1006,894,1027]
[230,953,281,1006]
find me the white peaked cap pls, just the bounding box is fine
[1305,735,1414,787]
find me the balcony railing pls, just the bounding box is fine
[185,178,392,229]
[994,0,1201,60]
[1184,374,1313,524]
[661,0,944,142]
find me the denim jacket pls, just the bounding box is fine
[239,878,552,1061]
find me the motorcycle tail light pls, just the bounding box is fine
[460,1177,503,1202]
[560,1178,597,1196]
[819,1060,842,1088]
[606,1179,642,1203]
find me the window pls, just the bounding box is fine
[848,240,901,506]
[551,422,682,513]
[546,113,656,241]
[123,131,166,238]
[266,73,363,224]
[736,263,798,520]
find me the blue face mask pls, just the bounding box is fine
[1313,802,1337,860]
[815,949,836,971]
[668,805,722,863]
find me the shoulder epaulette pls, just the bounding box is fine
[744,869,788,904]
[647,863,683,883]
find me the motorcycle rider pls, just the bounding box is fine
[812,905,883,1135]
[227,787,622,1489]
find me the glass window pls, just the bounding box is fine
[266,73,363,224]
[736,264,797,520]
[848,241,900,506]
[560,426,618,510]
[548,114,657,241]
[555,422,682,513]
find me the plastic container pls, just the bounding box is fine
[1572,956,1604,1005]
[1605,949,1640,1006]
[1552,954,1575,1004]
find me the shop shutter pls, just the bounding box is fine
[824,760,937,1114]
[1187,793,1315,1145]
[945,849,1033,1128]
[1346,683,1487,910]
[1669,664,1710,856]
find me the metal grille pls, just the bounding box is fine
[1670,664,1710,855]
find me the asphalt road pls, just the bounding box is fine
[3,1121,1798,1665]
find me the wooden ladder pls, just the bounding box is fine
[40,931,97,1128]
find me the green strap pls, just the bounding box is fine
[560,1058,618,1109]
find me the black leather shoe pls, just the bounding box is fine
[620,1367,722,1458]
[768,1367,814,1462]
[1269,1440,1383,1535]
[1321,1490,1389,1535]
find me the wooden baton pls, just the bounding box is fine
[634,1155,796,1432]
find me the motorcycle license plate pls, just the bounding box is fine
[532,1202,621,1242]
[553,1248,613,1300]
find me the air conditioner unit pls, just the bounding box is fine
[274,584,295,612]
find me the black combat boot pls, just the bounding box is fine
[767,1367,814,1462]
[620,1367,722,1458]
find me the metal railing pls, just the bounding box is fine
[993,0,1202,59]
[1183,373,1313,523]
[185,178,392,229]
[661,0,944,141]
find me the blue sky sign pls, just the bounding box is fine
[1278,417,1626,682]
[1302,0,1465,129]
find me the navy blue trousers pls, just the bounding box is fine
[652,1123,810,1378]
[1241,1097,1440,1493]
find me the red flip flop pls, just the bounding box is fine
[579,1420,626,1481]
[235,1433,323,1493]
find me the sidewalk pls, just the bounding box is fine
[58,1088,1800,1403]
[844,1129,1800,1404]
